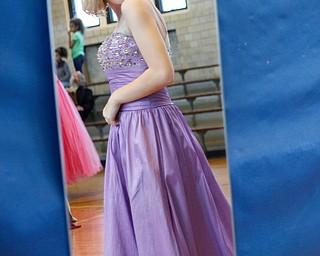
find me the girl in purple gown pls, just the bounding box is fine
[84,0,234,255]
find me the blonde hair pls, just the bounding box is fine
[83,0,108,16]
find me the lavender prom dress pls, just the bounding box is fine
[97,29,234,255]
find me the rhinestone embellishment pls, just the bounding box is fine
[97,33,146,70]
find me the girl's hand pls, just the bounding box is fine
[76,105,84,111]
[103,96,121,126]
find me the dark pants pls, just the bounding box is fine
[73,55,84,72]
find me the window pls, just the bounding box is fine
[106,8,118,24]
[68,0,188,26]
[68,0,100,28]
[155,0,188,13]
[69,0,118,26]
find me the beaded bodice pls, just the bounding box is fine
[97,32,146,71]
[96,31,173,111]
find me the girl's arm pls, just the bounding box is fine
[103,0,174,125]
[61,62,72,82]
[68,31,76,49]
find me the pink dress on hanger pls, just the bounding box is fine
[56,76,102,184]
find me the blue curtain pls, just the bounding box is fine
[0,1,70,255]
[217,1,320,255]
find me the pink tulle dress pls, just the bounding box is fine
[56,76,102,184]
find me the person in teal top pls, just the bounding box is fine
[68,18,85,72]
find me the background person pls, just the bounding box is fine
[67,71,94,122]
[68,18,85,72]
[55,47,71,88]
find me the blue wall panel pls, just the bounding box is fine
[0,1,70,255]
[217,1,320,255]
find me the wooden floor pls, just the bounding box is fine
[67,157,231,255]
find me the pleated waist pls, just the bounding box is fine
[105,67,173,111]
[119,89,173,111]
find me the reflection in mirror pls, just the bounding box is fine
[51,0,233,254]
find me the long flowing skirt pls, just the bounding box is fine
[56,77,102,184]
[104,104,234,256]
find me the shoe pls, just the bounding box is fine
[70,215,78,223]
[70,222,81,230]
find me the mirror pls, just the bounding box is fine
[51,0,233,254]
